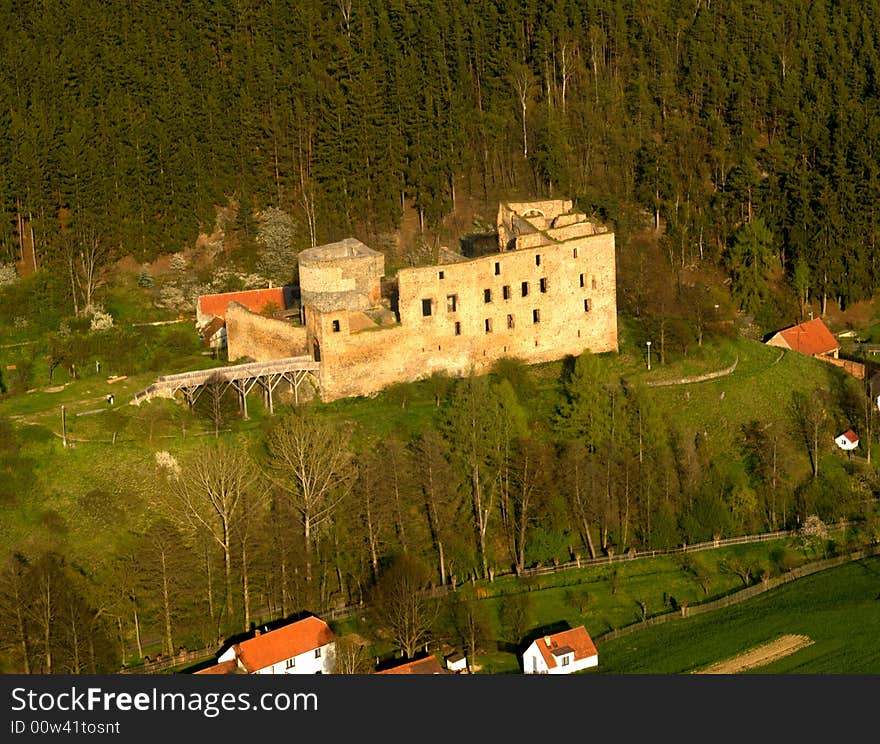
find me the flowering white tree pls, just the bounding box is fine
[87,305,114,332]
[0,263,18,287]
[798,515,828,558]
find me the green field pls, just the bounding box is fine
[333,533,880,674]
[595,555,880,673]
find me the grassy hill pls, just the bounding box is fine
[595,555,880,673]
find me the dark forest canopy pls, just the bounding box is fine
[2,0,880,312]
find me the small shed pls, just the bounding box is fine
[835,429,859,451]
[446,652,467,673]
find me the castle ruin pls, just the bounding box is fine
[225,199,618,402]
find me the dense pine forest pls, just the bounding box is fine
[3,0,880,316]
[3,1,880,675]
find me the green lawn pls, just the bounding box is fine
[594,555,880,673]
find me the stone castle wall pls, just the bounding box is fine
[223,200,619,402]
[308,229,617,401]
[225,302,308,362]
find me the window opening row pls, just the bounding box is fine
[484,310,540,333]
[579,274,598,289]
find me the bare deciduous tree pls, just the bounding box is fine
[413,430,461,586]
[332,634,372,674]
[370,555,438,659]
[263,411,355,584]
[162,440,259,628]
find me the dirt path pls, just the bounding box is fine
[694,634,813,674]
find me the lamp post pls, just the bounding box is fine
[646,341,652,371]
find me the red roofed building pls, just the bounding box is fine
[210,615,336,675]
[835,429,860,451]
[194,660,241,675]
[197,287,287,324]
[375,656,448,674]
[766,318,839,359]
[196,287,288,352]
[522,626,598,675]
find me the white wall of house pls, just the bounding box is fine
[522,644,549,674]
[217,646,237,664]
[522,642,598,675]
[253,642,336,675]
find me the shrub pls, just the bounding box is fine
[137,268,154,288]
[87,305,114,332]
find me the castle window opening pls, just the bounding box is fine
[494,261,501,275]
[438,270,445,279]
[533,309,540,323]
[422,298,433,317]
[503,285,511,300]
[485,318,492,333]
[592,276,597,290]
[535,254,541,266]
[584,299,591,312]
[579,273,585,288]
[521,281,529,297]
[573,248,578,258]
[454,321,461,336]
[539,277,548,293]
[507,314,515,329]
[484,288,492,303]
[331,320,341,332]
[447,294,458,313]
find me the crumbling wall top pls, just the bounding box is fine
[298,237,382,263]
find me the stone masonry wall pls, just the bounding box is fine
[226,302,308,362]
[298,238,384,312]
[497,199,573,250]
[308,229,617,401]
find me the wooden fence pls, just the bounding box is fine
[120,522,870,674]
[595,544,880,645]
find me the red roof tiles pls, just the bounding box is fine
[535,626,598,671]
[376,656,447,674]
[841,429,859,444]
[235,616,334,673]
[198,287,286,320]
[772,318,839,356]
[194,660,239,675]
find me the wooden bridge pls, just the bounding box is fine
[132,356,321,416]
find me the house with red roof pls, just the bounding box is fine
[197,287,287,324]
[765,318,839,359]
[196,286,288,350]
[835,429,859,451]
[522,626,598,675]
[201,615,336,675]
[375,655,448,674]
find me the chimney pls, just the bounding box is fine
[544,636,552,648]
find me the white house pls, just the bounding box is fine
[522,626,598,675]
[835,429,860,451]
[446,652,468,673]
[200,615,336,675]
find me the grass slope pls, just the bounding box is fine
[595,556,880,673]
